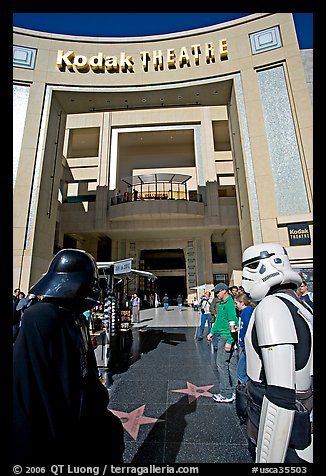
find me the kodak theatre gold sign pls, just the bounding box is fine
[56,40,228,73]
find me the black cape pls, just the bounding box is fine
[13,301,124,465]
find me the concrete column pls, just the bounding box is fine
[96,112,111,228]
[21,92,67,289]
[200,107,217,181]
[205,181,220,220]
[185,240,196,301]
[201,234,214,284]
[13,82,46,289]
[223,229,242,281]
[111,240,119,261]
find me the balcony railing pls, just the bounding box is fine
[63,194,96,203]
[111,190,202,206]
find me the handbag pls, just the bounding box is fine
[91,336,98,349]
[209,314,216,323]
[235,382,249,424]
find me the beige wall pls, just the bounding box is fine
[13,13,313,295]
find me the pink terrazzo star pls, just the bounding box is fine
[110,405,164,440]
[172,381,215,403]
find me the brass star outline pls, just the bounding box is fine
[172,381,215,403]
[110,404,164,440]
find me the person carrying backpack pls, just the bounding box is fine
[197,291,212,341]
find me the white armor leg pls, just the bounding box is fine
[256,395,295,463]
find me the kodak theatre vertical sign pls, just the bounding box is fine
[288,223,311,246]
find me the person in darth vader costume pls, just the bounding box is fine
[13,249,125,464]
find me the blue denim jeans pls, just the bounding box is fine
[199,313,211,337]
[163,303,168,311]
[237,347,249,383]
[215,335,239,398]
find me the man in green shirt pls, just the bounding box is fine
[207,283,239,403]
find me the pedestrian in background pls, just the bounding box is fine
[13,288,20,302]
[197,291,212,341]
[131,293,141,323]
[83,308,93,328]
[192,298,199,311]
[209,291,220,350]
[16,293,39,316]
[234,292,255,383]
[229,285,239,298]
[13,289,23,343]
[207,283,239,403]
[162,293,169,311]
[297,279,313,309]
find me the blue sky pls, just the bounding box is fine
[13,13,313,49]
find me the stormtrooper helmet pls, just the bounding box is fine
[241,243,301,301]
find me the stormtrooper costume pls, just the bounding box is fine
[239,243,313,463]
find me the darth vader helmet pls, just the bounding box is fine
[241,243,301,301]
[29,249,102,310]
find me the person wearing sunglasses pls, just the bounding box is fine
[297,280,313,309]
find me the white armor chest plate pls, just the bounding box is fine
[245,293,313,390]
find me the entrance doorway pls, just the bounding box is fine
[139,249,187,305]
[156,275,186,306]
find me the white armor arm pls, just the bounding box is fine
[254,296,298,463]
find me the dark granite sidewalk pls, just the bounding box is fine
[105,326,252,464]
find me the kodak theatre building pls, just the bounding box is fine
[13,13,313,301]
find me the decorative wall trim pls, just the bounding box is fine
[249,26,282,55]
[13,45,37,69]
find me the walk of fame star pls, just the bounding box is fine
[172,381,215,402]
[110,405,164,440]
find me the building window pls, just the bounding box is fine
[67,127,100,158]
[211,242,227,263]
[213,274,228,285]
[212,120,231,151]
[63,234,77,248]
[97,237,111,262]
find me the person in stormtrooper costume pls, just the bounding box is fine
[237,243,313,463]
[12,249,125,464]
